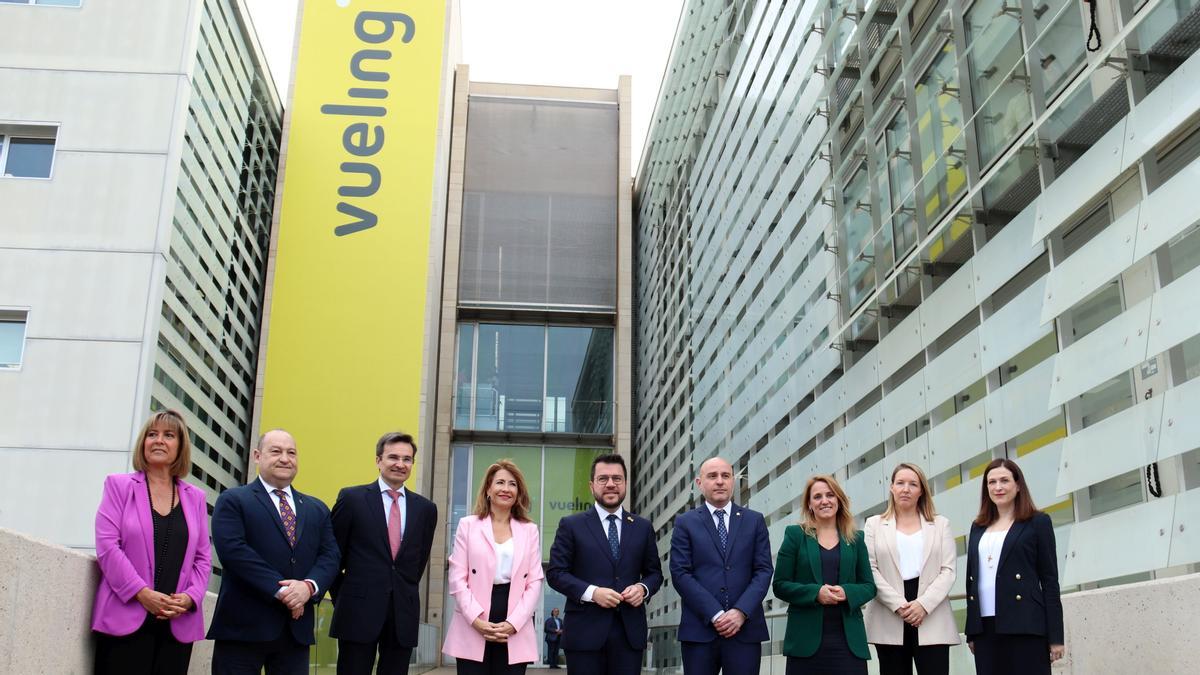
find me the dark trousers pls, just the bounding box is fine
[337,593,413,675]
[972,617,1051,675]
[456,583,527,675]
[874,578,950,675]
[681,637,762,675]
[544,639,561,668]
[565,614,641,675]
[94,616,194,675]
[212,631,308,675]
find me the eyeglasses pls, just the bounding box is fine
[593,475,625,485]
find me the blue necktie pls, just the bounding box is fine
[715,509,728,554]
[607,514,620,560]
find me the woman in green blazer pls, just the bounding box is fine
[773,474,877,674]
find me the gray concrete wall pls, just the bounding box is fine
[0,527,215,675]
[2,525,1197,673]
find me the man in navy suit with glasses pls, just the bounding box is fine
[547,453,663,675]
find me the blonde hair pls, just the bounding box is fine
[882,462,937,522]
[473,459,532,522]
[131,410,191,479]
[800,474,857,543]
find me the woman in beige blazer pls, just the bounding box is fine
[864,463,959,674]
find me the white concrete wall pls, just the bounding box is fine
[0,527,215,675]
[0,0,201,547]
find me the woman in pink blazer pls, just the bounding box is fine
[92,410,211,675]
[444,459,544,674]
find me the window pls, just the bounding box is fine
[0,1,81,7]
[0,310,29,369]
[0,125,58,178]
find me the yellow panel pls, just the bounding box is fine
[1016,425,1067,457]
[259,1,448,504]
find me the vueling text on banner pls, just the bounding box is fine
[259,0,447,504]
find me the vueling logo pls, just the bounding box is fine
[321,4,415,236]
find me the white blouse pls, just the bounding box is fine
[977,529,1009,617]
[492,537,515,584]
[895,529,924,581]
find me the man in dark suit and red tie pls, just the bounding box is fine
[669,456,773,674]
[329,432,438,675]
[547,453,663,675]
[207,429,340,675]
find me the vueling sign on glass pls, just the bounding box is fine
[322,10,414,236]
[259,0,446,505]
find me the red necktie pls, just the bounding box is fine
[386,489,403,558]
[274,489,297,548]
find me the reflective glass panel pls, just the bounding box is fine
[842,165,876,308]
[545,326,614,433]
[4,137,55,178]
[460,97,617,309]
[454,324,475,428]
[473,324,546,432]
[885,113,919,257]
[1032,0,1087,100]
[0,321,25,366]
[915,41,968,224]
[966,0,1033,166]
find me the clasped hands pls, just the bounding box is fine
[135,587,193,620]
[712,608,746,638]
[593,584,647,608]
[816,584,846,606]
[896,600,928,627]
[471,618,516,643]
[276,579,313,620]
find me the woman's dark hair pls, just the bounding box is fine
[974,458,1038,526]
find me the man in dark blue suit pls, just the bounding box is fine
[669,456,773,675]
[547,453,663,675]
[329,432,437,675]
[543,607,563,668]
[208,429,340,674]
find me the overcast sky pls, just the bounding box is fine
[243,0,685,171]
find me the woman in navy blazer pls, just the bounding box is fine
[92,410,211,675]
[965,459,1065,675]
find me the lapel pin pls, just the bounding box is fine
[626,515,634,523]
[736,511,742,517]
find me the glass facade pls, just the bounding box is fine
[150,0,281,504]
[458,96,618,310]
[455,323,614,435]
[637,0,1200,669]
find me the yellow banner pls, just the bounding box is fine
[260,0,447,504]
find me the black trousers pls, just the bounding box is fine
[972,617,1051,675]
[337,592,413,675]
[544,639,561,667]
[212,631,308,675]
[681,637,762,675]
[565,613,641,675]
[94,616,193,675]
[456,583,527,675]
[874,578,949,675]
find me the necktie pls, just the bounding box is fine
[386,489,403,558]
[606,514,620,560]
[715,509,728,554]
[274,489,297,547]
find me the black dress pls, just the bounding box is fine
[786,544,867,675]
[94,498,193,675]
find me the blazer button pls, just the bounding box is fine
[471,569,476,574]
[725,565,731,570]
[290,558,296,564]
[968,576,973,581]
[1016,595,1022,601]
[524,573,528,578]
[1015,573,1022,580]
[969,595,974,601]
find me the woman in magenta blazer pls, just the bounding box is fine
[444,459,544,674]
[92,410,211,675]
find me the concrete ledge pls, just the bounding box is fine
[0,527,216,675]
[1060,572,1200,674]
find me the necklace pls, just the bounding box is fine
[146,475,177,592]
[984,530,1006,569]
